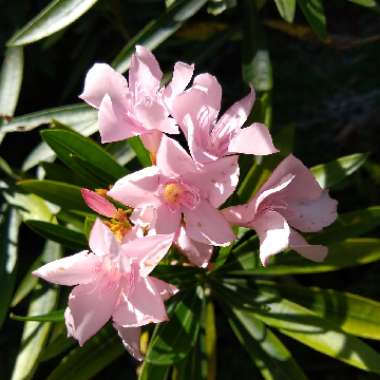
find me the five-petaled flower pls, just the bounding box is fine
[33,219,177,359]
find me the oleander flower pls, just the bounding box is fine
[223,155,338,266]
[33,219,176,359]
[108,134,238,249]
[172,73,277,164]
[79,45,194,154]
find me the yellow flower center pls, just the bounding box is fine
[163,183,183,204]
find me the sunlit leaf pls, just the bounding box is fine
[0,207,21,328]
[311,153,368,189]
[11,309,64,322]
[146,289,203,365]
[7,0,98,46]
[113,0,207,73]
[25,220,87,249]
[274,0,296,23]
[46,327,124,380]
[128,136,151,167]
[0,47,23,118]
[296,0,327,39]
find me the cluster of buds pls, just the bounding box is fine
[33,46,337,359]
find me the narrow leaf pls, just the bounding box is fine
[11,309,65,322]
[311,153,368,189]
[128,136,151,167]
[113,0,207,73]
[274,0,296,23]
[0,47,23,117]
[7,0,98,46]
[296,0,327,39]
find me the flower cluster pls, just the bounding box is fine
[33,46,337,359]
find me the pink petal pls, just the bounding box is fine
[221,204,252,226]
[213,87,255,140]
[156,135,196,177]
[120,233,174,276]
[153,204,182,235]
[112,276,168,327]
[67,280,118,346]
[176,225,213,268]
[130,206,157,229]
[282,190,338,232]
[289,229,328,262]
[98,94,140,143]
[134,100,178,134]
[129,46,162,95]
[164,62,194,110]
[79,63,128,109]
[114,325,143,361]
[228,123,278,156]
[107,166,161,208]
[140,130,162,156]
[80,188,117,217]
[32,251,100,286]
[258,155,323,203]
[184,200,235,246]
[192,73,222,114]
[251,210,290,266]
[187,155,239,208]
[89,219,119,257]
[148,277,178,301]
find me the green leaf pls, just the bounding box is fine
[40,329,75,362]
[1,104,97,134]
[311,206,380,244]
[41,129,128,186]
[228,312,308,380]
[251,296,380,373]
[106,140,136,166]
[274,0,296,22]
[311,153,368,189]
[146,289,203,365]
[296,0,327,39]
[25,220,87,249]
[260,282,380,340]
[7,0,98,46]
[0,47,23,118]
[46,327,124,380]
[220,283,380,374]
[11,309,64,322]
[241,0,273,91]
[128,136,151,167]
[224,238,380,275]
[11,242,61,380]
[139,362,170,380]
[18,179,88,212]
[348,0,378,7]
[113,0,207,73]
[11,240,59,307]
[0,207,21,328]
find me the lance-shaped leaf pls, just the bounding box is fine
[228,312,308,380]
[348,0,378,7]
[0,47,23,118]
[18,180,88,212]
[139,362,170,380]
[7,0,98,46]
[11,309,65,322]
[25,220,87,249]
[274,0,296,23]
[145,289,203,365]
[311,153,368,189]
[0,207,21,328]
[296,0,327,39]
[128,136,151,167]
[219,283,380,374]
[310,206,380,244]
[257,282,380,340]
[41,129,128,186]
[223,238,380,275]
[46,327,124,380]
[113,0,207,73]
[11,242,61,380]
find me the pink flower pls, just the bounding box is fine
[172,73,278,164]
[108,135,237,249]
[80,188,117,217]
[33,219,177,360]
[223,155,338,266]
[79,46,194,149]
